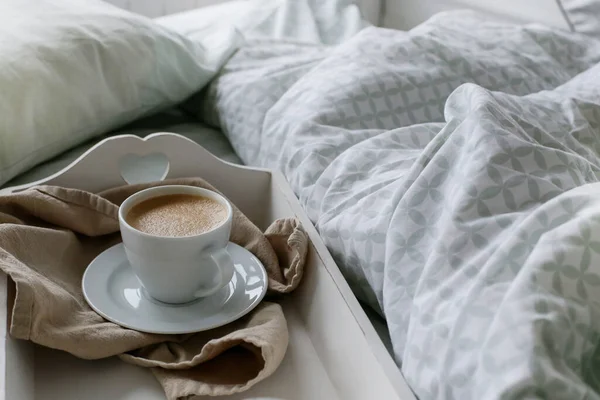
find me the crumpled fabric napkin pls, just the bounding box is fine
[0,178,308,398]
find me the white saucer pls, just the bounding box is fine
[82,242,268,334]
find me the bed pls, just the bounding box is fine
[4,0,573,188]
[5,0,600,399]
[6,0,575,190]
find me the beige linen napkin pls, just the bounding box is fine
[0,178,308,398]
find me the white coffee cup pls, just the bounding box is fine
[118,185,235,304]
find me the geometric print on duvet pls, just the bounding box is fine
[197,10,600,400]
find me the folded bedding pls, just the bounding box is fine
[194,9,600,399]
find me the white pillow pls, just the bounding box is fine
[0,0,232,186]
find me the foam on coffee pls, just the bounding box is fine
[125,194,228,237]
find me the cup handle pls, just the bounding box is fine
[194,247,235,298]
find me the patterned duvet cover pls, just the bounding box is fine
[194,10,600,399]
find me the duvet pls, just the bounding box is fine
[196,10,600,400]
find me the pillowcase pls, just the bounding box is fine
[557,0,600,35]
[0,0,231,186]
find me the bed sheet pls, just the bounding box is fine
[3,109,241,188]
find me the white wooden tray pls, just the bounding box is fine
[0,133,416,400]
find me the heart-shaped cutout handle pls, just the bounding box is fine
[119,153,170,185]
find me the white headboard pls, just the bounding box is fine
[104,0,570,33]
[382,0,571,31]
[104,0,383,26]
[105,0,229,18]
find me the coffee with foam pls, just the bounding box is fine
[125,194,227,237]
